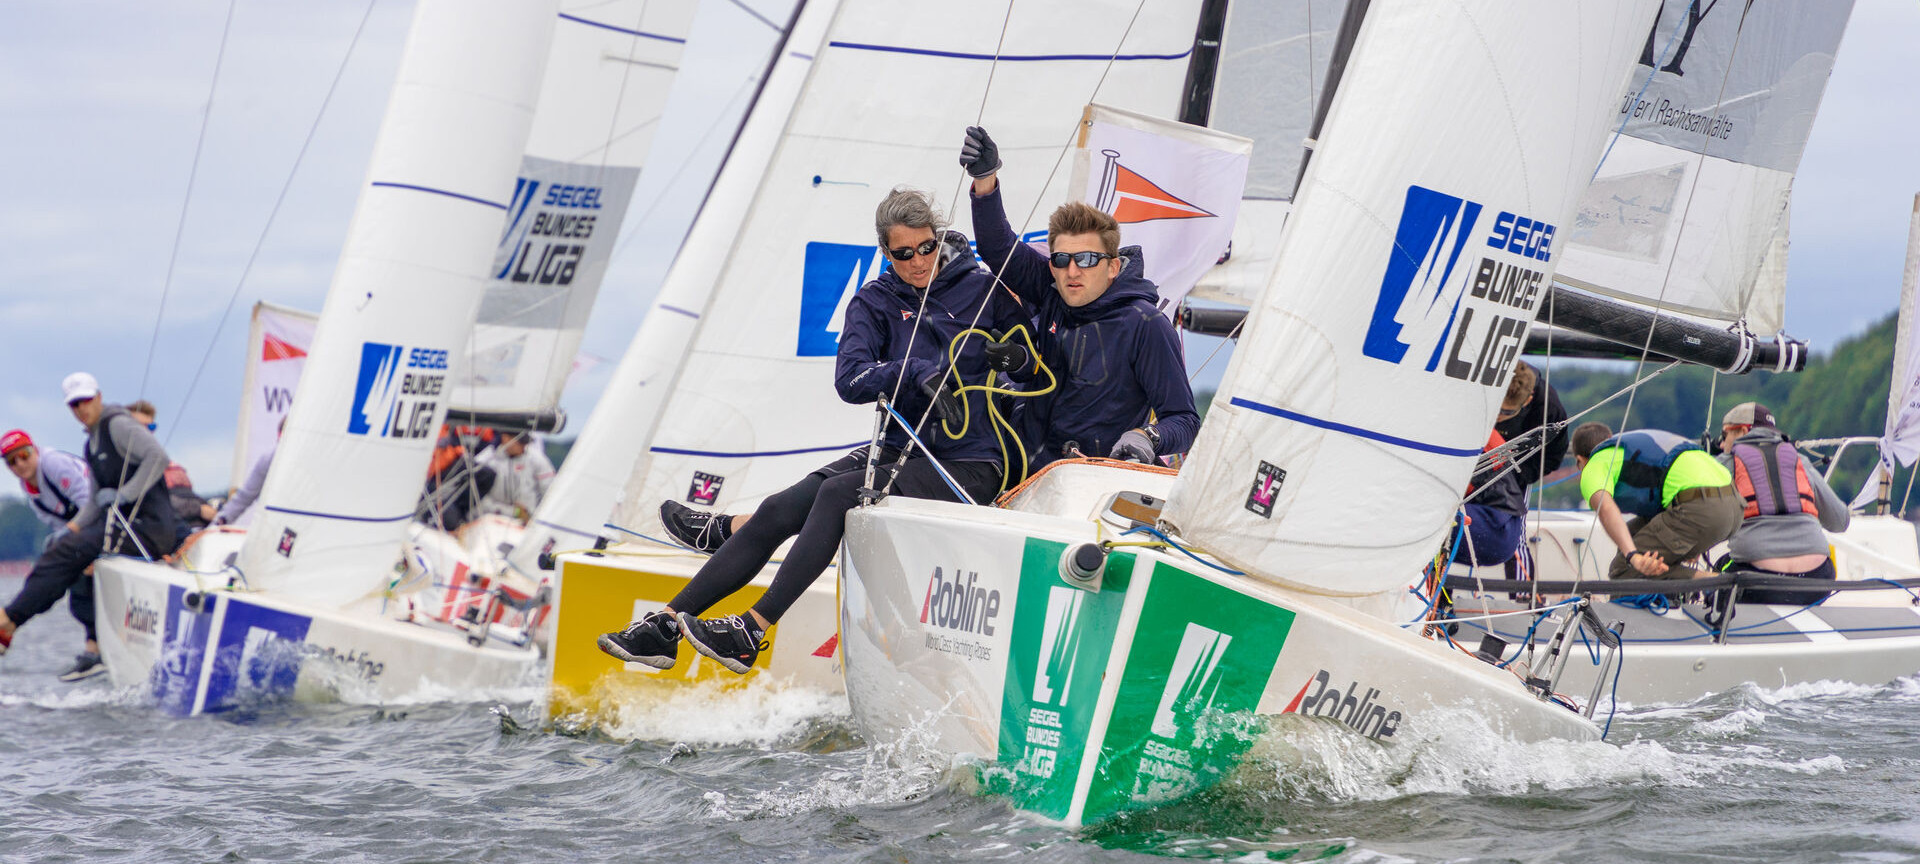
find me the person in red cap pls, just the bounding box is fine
[0,372,182,682]
[3,429,94,549]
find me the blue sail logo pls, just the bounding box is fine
[1362,185,1484,370]
[798,242,881,357]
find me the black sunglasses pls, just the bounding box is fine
[886,239,940,261]
[1048,250,1114,269]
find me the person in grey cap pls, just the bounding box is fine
[0,372,182,681]
[1715,402,1850,604]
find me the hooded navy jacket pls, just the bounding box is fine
[971,185,1199,469]
[835,230,1030,466]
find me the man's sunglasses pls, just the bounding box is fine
[886,239,940,261]
[3,451,29,467]
[1048,250,1114,269]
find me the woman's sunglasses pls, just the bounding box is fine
[887,239,940,261]
[1048,250,1114,269]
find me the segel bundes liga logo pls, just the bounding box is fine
[1361,185,1555,390]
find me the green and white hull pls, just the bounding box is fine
[839,466,1595,827]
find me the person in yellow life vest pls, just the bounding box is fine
[1570,421,1742,581]
[1715,402,1849,604]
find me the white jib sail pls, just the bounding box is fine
[1553,0,1855,335]
[239,0,560,606]
[607,0,1205,538]
[1161,0,1661,597]
[1187,0,1346,306]
[230,302,317,490]
[452,2,695,420]
[1070,103,1251,315]
[1860,193,1920,510]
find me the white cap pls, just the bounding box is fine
[62,372,100,405]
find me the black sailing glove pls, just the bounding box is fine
[982,332,1031,374]
[1109,427,1159,463]
[959,126,1002,178]
[921,373,963,425]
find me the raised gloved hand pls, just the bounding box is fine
[982,331,1031,374]
[1109,427,1160,463]
[921,373,963,424]
[959,126,1002,178]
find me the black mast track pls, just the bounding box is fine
[1177,0,1232,126]
[1291,0,1369,196]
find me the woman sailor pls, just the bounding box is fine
[596,187,1030,673]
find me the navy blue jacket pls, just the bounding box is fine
[971,186,1199,469]
[835,230,1030,465]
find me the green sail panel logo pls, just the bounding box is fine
[1085,562,1294,819]
[993,538,1133,821]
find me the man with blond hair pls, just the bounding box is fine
[960,125,1198,476]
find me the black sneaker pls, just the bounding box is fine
[661,501,732,554]
[676,613,767,675]
[58,651,106,683]
[596,611,681,669]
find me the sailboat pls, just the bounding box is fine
[90,0,695,715]
[838,0,1659,827]
[533,0,1232,722]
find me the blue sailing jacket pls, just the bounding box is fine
[834,230,1030,466]
[970,185,1199,470]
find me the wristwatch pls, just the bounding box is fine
[1140,425,1162,452]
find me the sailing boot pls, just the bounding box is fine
[58,651,106,683]
[596,611,682,669]
[660,501,734,554]
[676,613,767,675]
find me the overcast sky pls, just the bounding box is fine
[1,1,1914,489]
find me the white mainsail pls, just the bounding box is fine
[451,2,695,422]
[1187,0,1346,306]
[1161,0,1660,597]
[1553,0,1855,335]
[231,302,317,490]
[240,0,560,606]
[1855,193,1920,511]
[514,0,1206,565]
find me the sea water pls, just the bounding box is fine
[4,597,1918,863]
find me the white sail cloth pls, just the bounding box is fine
[1855,194,1920,511]
[240,0,559,606]
[453,2,695,418]
[1070,104,1251,315]
[1162,0,1660,597]
[1553,0,1854,335]
[231,302,316,488]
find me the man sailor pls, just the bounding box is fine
[960,125,1199,475]
[1570,421,1741,582]
[2,429,92,550]
[1714,402,1849,603]
[0,373,182,681]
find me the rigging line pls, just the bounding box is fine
[883,0,1155,495]
[1573,5,1756,566]
[142,0,240,419]
[608,76,759,257]
[1185,312,1244,384]
[165,0,381,448]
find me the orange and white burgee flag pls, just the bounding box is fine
[1070,103,1252,317]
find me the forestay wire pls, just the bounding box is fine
[876,0,1158,498]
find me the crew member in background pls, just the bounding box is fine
[1571,421,1741,582]
[960,125,1199,475]
[476,432,555,523]
[421,425,499,534]
[3,429,92,550]
[127,400,216,537]
[0,373,183,681]
[1715,403,1850,604]
[1452,430,1526,567]
[1495,361,1570,488]
[213,417,282,528]
[602,187,1027,674]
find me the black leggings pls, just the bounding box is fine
[668,449,1002,626]
[7,511,179,642]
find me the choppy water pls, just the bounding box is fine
[6,600,1920,863]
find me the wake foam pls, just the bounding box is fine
[568,675,851,750]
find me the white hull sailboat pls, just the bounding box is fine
[92,0,695,715]
[839,0,1659,827]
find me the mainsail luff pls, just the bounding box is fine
[1161,0,1661,598]
[239,0,560,605]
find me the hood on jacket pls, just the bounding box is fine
[1062,244,1161,325]
[868,230,984,302]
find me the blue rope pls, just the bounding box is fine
[1601,645,1625,740]
[880,402,977,504]
[1120,525,1245,576]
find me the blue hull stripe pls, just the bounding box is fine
[1227,397,1481,458]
